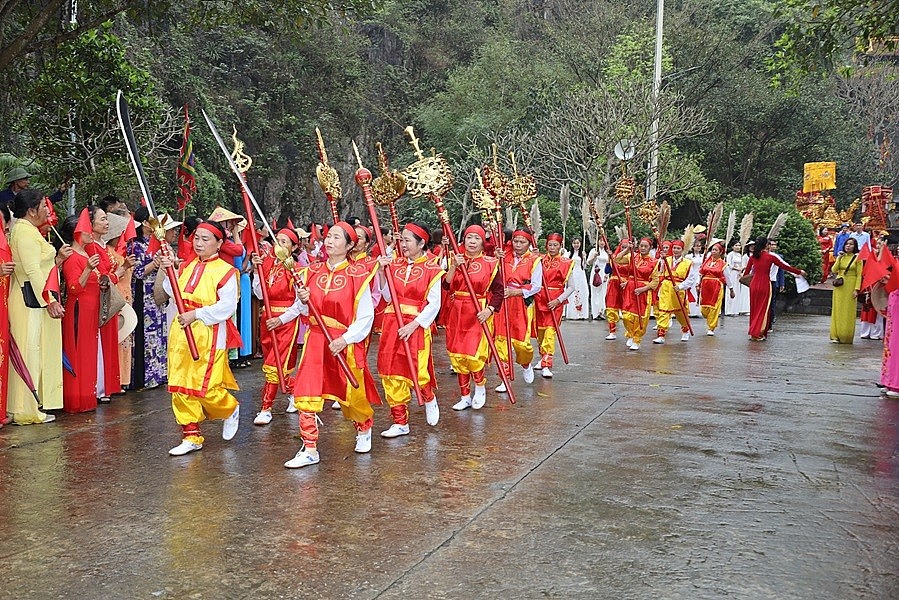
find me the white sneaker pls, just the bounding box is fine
[424,399,440,426]
[222,404,240,440]
[284,448,320,468]
[495,382,507,393]
[452,396,472,411]
[169,440,202,456]
[605,333,617,340]
[355,428,372,453]
[652,336,665,344]
[331,400,341,410]
[253,410,272,426]
[625,337,633,348]
[522,364,535,384]
[541,367,553,378]
[285,395,297,413]
[381,423,410,438]
[886,390,899,399]
[471,385,486,409]
[629,343,640,351]
[681,333,690,342]
[706,329,715,336]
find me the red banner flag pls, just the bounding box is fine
[862,254,889,291]
[42,265,60,303]
[176,105,197,211]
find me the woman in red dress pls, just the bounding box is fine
[444,225,502,410]
[60,214,103,412]
[0,211,14,426]
[376,223,445,438]
[699,241,727,336]
[743,236,806,341]
[817,226,834,283]
[86,206,124,401]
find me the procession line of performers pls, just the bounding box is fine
[158,219,581,466]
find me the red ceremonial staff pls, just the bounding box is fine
[352,141,428,405]
[116,90,199,360]
[228,127,289,393]
[617,173,645,337]
[202,110,359,387]
[509,152,569,365]
[400,128,516,403]
[315,128,341,223]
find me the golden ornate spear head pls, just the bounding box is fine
[231,125,252,173]
[404,126,425,160]
[315,127,329,165]
[372,142,407,206]
[315,128,341,199]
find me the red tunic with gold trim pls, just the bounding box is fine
[605,242,625,310]
[535,253,574,329]
[293,260,381,407]
[377,255,445,386]
[494,250,541,343]
[699,256,727,309]
[444,253,501,360]
[616,251,659,317]
[257,255,301,376]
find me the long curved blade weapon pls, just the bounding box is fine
[116,90,199,360]
[201,110,358,387]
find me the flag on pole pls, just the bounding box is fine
[176,105,197,211]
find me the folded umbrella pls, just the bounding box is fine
[8,334,41,407]
[62,350,76,377]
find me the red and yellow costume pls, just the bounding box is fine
[253,251,302,413]
[615,243,659,345]
[165,249,242,445]
[378,252,445,426]
[535,237,573,369]
[655,241,692,339]
[699,251,727,332]
[443,233,502,396]
[817,232,834,283]
[292,257,379,449]
[494,242,542,373]
[604,242,625,335]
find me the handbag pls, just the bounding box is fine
[100,276,127,326]
[592,266,603,287]
[21,282,42,308]
[739,273,753,287]
[832,254,857,288]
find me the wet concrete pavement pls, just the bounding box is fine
[1,314,897,599]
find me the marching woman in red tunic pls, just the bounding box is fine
[285,222,380,468]
[445,225,503,411]
[604,240,625,340]
[494,229,542,392]
[743,236,806,341]
[250,228,303,426]
[376,222,445,438]
[535,233,574,378]
[615,238,659,351]
[60,214,102,413]
[699,241,727,336]
[0,211,13,426]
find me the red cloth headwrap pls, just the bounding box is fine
[196,222,224,240]
[639,237,652,247]
[333,221,358,245]
[463,225,486,240]
[547,233,563,243]
[404,223,430,244]
[277,228,299,245]
[513,229,534,245]
[671,240,685,249]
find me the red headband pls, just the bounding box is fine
[404,223,430,244]
[640,237,652,246]
[357,225,373,242]
[709,242,724,253]
[513,229,534,244]
[463,225,486,240]
[333,221,358,245]
[196,222,224,240]
[277,228,299,245]
[671,240,685,249]
[547,233,563,243]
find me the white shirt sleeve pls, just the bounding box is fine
[342,286,374,345]
[278,293,304,325]
[414,279,442,328]
[678,263,699,290]
[523,261,543,299]
[558,278,575,301]
[195,276,239,326]
[252,274,263,300]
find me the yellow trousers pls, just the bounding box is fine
[537,326,557,358]
[172,386,238,445]
[656,308,689,333]
[495,334,534,368]
[702,302,722,331]
[622,305,652,344]
[294,347,374,426]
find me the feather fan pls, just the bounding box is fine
[506,206,517,230]
[587,222,597,246]
[681,225,695,252]
[530,199,542,239]
[560,184,570,225]
[723,209,736,249]
[656,201,671,241]
[767,212,788,241]
[614,224,627,244]
[738,212,753,249]
[706,202,724,239]
[581,195,591,233]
